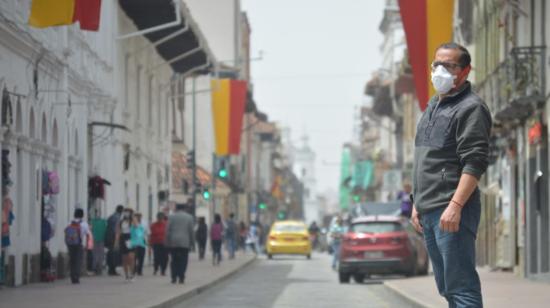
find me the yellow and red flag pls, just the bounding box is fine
[29,0,102,31]
[398,0,454,111]
[211,79,248,156]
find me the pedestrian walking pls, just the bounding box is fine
[224,213,237,259]
[132,212,147,276]
[165,203,194,284]
[115,208,136,282]
[411,43,491,308]
[105,205,123,276]
[397,182,413,219]
[64,208,90,284]
[195,216,208,260]
[238,221,247,251]
[245,222,260,255]
[329,216,344,270]
[308,221,320,250]
[210,214,224,265]
[90,214,107,275]
[149,212,168,275]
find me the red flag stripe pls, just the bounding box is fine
[228,80,248,155]
[398,0,429,111]
[73,0,102,31]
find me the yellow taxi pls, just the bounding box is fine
[266,220,312,259]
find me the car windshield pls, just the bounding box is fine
[350,222,403,234]
[273,224,306,232]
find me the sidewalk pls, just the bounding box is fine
[0,252,256,308]
[384,267,550,308]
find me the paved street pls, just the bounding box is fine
[0,253,256,308]
[175,253,413,308]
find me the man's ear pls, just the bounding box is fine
[461,65,472,79]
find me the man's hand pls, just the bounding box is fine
[439,202,462,232]
[411,206,423,233]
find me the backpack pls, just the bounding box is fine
[225,220,236,237]
[65,221,81,246]
[211,223,223,241]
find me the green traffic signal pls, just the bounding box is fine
[259,203,267,210]
[202,189,211,200]
[218,168,228,178]
[277,211,286,220]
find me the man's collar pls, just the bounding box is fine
[439,81,471,102]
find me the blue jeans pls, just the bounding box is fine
[420,194,483,308]
[226,237,236,259]
[332,242,341,269]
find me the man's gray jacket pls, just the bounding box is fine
[413,82,492,214]
[166,210,195,249]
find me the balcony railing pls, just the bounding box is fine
[477,46,546,122]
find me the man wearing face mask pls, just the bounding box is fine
[410,43,491,308]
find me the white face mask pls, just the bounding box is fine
[431,65,457,94]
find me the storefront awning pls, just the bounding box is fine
[119,0,215,75]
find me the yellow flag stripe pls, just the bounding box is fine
[29,0,76,28]
[211,79,231,156]
[426,0,455,98]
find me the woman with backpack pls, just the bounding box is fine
[115,208,137,282]
[210,214,223,266]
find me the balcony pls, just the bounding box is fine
[477,46,546,122]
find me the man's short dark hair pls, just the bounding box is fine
[116,205,124,213]
[176,203,186,211]
[229,213,234,219]
[437,42,471,68]
[74,208,84,219]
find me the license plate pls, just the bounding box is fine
[284,238,295,241]
[364,251,383,259]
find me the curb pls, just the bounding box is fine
[147,256,257,308]
[383,281,434,308]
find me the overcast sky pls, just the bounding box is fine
[241,0,385,196]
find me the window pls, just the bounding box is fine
[124,54,130,108]
[273,224,306,233]
[1,88,13,127]
[350,222,403,234]
[136,183,140,212]
[148,75,153,127]
[136,65,142,122]
[157,83,162,135]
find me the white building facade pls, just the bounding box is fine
[0,0,215,286]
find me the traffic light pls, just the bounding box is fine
[186,150,195,169]
[217,159,228,179]
[277,211,286,220]
[202,187,211,200]
[258,202,267,210]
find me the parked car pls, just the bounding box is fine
[266,220,312,259]
[338,215,429,283]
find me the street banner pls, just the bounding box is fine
[211,79,248,155]
[398,0,454,111]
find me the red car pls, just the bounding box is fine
[338,215,429,283]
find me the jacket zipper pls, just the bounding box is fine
[441,168,447,190]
